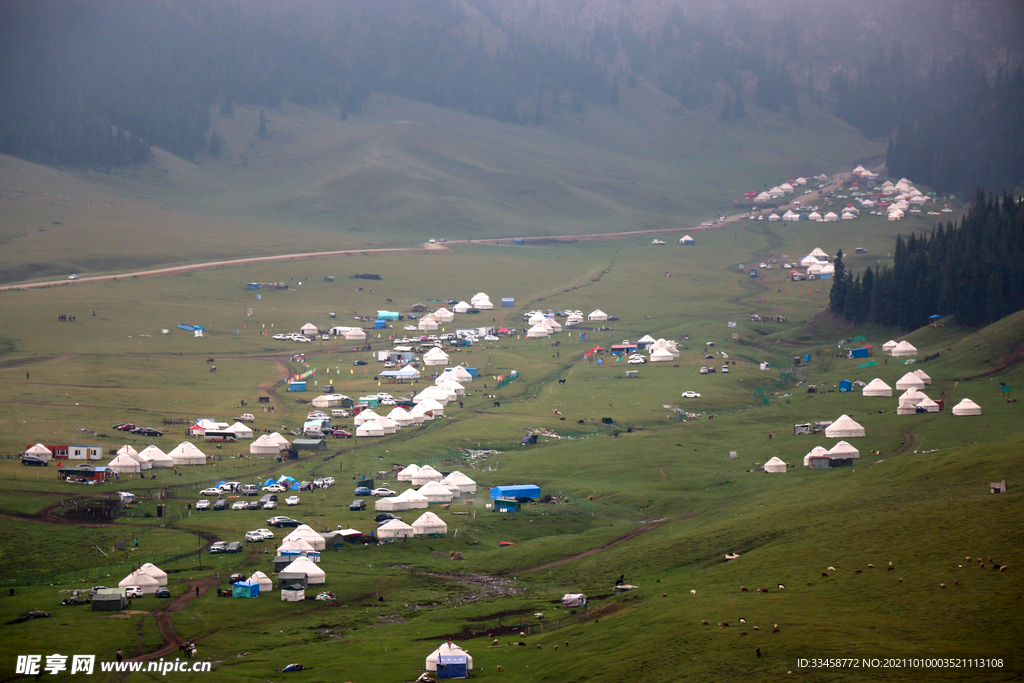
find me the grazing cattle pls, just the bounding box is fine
[979,563,985,569]
[888,562,895,571]
[740,631,748,636]
[966,557,971,561]
[855,569,863,574]
[741,586,749,592]
[953,580,959,586]
[577,419,584,424]
[868,564,875,569]
[494,402,500,408]
[897,578,904,583]
[537,645,542,650]
[739,618,746,624]
[690,590,696,595]
[519,632,526,637]
[752,626,760,631]
[1000,565,1008,571]
[940,583,947,589]
[828,566,836,572]
[821,572,829,578]
[807,581,813,586]
[493,639,498,645]
[386,298,393,303]
[758,587,769,594]
[773,624,780,634]
[517,642,526,647]
[719,622,729,628]
[558,379,566,385]
[559,417,566,421]
[702,620,709,626]
[553,645,558,651]
[777,584,786,590]
[663,593,668,597]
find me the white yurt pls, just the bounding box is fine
[423,347,449,366]
[269,432,291,448]
[913,369,932,385]
[801,254,824,267]
[25,444,53,461]
[248,571,273,593]
[803,446,829,467]
[418,316,439,331]
[280,556,325,584]
[767,212,781,222]
[436,378,465,395]
[418,398,445,416]
[375,416,398,434]
[952,398,981,416]
[117,445,138,457]
[377,519,415,539]
[452,301,472,314]
[300,323,319,336]
[895,372,926,391]
[823,212,839,222]
[408,403,433,422]
[107,453,141,475]
[827,441,860,461]
[311,394,338,409]
[285,525,327,550]
[387,407,415,427]
[891,340,917,357]
[397,464,421,482]
[399,489,429,509]
[862,378,893,397]
[882,340,898,353]
[546,318,563,333]
[443,471,477,493]
[345,328,367,341]
[588,309,609,321]
[916,397,940,413]
[139,445,173,468]
[119,570,161,594]
[897,401,919,416]
[898,387,927,406]
[354,409,381,426]
[281,584,305,601]
[470,293,493,310]
[412,465,443,486]
[824,415,865,438]
[808,211,822,221]
[227,422,254,439]
[566,312,584,326]
[418,480,454,503]
[433,307,454,322]
[526,324,551,339]
[444,366,474,383]
[680,235,695,245]
[649,348,674,362]
[763,457,788,473]
[129,449,154,470]
[412,511,448,536]
[138,563,168,586]
[356,422,385,438]
[168,442,207,465]
[279,537,318,555]
[250,434,284,454]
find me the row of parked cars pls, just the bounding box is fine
[112,422,163,436]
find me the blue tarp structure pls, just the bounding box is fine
[839,379,852,392]
[848,347,870,358]
[232,581,260,598]
[489,484,540,500]
[437,654,469,679]
[289,381,306,392]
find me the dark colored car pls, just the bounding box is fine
[374,512,401,523]
[113,423,135,431]
[353,360,368,366]
[130,427,163,437]
[21,455,48,467]
[260,494,278,504]
[213,499,230,510]
[208,542,228,554]
[247,500,262,510]
[226,542,244,553]
[156,588,171,598]
[267,517,301,527]
[350,500,366,511]
[354,486,371,496]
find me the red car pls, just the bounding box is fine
[113,422,136,431]
[329,429,352,438]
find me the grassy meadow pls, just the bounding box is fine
[1,200,1022,682]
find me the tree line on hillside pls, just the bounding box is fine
[833,48,1024,194]
[829,192,1024,330]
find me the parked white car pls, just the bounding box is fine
[484,335,499,342]
[231,501,249,510]
[285,496,300,506]
[245,530,264,542]
[195,499,210,510]
[124,586,144,598]
[256,528,274,539]
[262,484,286,493]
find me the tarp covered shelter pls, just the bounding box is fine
[489,484,540,499]
[411,511,448,535]
[562,593,587,607]
[952,398,981,416]
[232,581,260,598]
[91,589,126,611]
[824,414,865,438]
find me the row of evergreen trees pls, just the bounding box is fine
[829,192,1024,330]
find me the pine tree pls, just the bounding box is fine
[829,249,847,314]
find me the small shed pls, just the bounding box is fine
[990,480,1007,494]
[291,438,326,451]
[793,423,811,435]
[288,381,307,392]
[838,379,852,392]
[91,588,126,612]
[490,484,540,500]
[281,584,305,602]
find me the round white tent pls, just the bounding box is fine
[916,397,940,413]
[227,422,254,439]
[913,369,932,385]
[344,328,366,341]
[418,316,439,331]
[824,415,865,438]
[118,570,161,594]
[129,450,154,470]
[952,398,981,416]
[444,366,474,383]
[117,445,138,457]
[356,422,385,438]
[139,445,173,468]
[397,464,421,482]
[862,378,893,397]
[250,434,284,455]
[895,372,926,391]
[25,444,52,461]
[803,446,829,467]
[377,519,414,539]
[443,471,476,493]
[168,442,207,465]
[827,441,860,461]
[281,585,305,601]
[587,309,608,321]
[882,340,898,353]
[898,388,927,406]
[763,457,787,473]
[891,341,917,357]
[470,293,493,310]
[433,307,454,322]
[412,465,443,486]
[452,301,472,314]
[375,496,411,512]
[398,489,429,509]
[418,398,445,415]
[423,348,449,366]
[408,403,433,422]
[897,401,919,416]
[412,511,448,536]
[248,571,273,593]
[269,432,291,448]
[354,408,381,426]
[418,480,454,503]
[387,407,414,427]
[107,453,141,475]
[526,324,551,339]
[649,348,674,362]
[375,416,398,434]
[280,556,325,584]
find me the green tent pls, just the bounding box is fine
[232,581,260,598]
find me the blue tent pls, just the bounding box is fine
[216,480,226,488]
[263,478,276,487]
[490,484,541,500]
[232,581,260,598]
